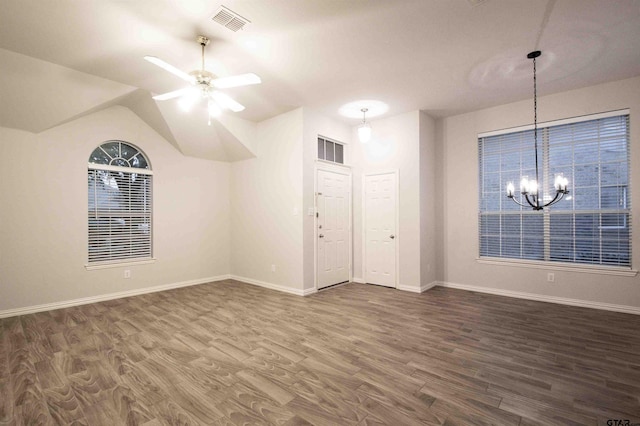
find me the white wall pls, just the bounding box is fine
[302,108,352,291]
[351,110,423,290]
[5,77,637,315]
[440,76,640,309]
[0,106,231,313]
[230,108,304,292]
[419,111,438,286]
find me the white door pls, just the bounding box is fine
[317,169,350,289]
[364,172,397,288]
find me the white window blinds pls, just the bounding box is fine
[88,141,152,264]
[478,112,631,267]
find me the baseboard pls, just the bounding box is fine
[0,275,232,319]
[229,275,306,296]
[302,287,318,296]
[421,281,438,292]
[397,284,421,293]
[352,277,365,284]
[438,281,640,315]
[397,281,438,293]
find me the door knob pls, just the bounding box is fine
[319,234,324,238]
[390,235,395,239]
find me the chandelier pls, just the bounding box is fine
[506,50,569,210]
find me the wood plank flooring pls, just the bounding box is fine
[1,280,640,425]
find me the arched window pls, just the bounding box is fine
[88,141,153,264]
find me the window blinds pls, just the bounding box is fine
[88,167,153,263]
[478,113,631,267]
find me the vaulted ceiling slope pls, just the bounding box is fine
[0,0,639,161]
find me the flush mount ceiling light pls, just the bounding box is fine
[506,51,569,210]
[358,108,372,143]
[144,35,261,125]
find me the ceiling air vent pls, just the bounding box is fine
[212,6,250,32]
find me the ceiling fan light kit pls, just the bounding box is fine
[145,35,261,124]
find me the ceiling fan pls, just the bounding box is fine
[144,35,260,122]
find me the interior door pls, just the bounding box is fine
[364,172,397,288]
[317,169,350,289]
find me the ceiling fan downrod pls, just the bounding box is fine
[197,35,210,72]
[191,36,214,90]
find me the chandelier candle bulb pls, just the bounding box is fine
[520,177,529,194]
[553,174,569,192]
[506,182,515,197]
[529,180,538,196]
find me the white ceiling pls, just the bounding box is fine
[1,0,639,160]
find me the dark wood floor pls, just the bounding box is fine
[1,280,640,425]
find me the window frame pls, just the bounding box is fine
[86,141,154,269]
[477,109,635,275]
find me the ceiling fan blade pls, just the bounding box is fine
[211,73,261,89]
[211,91,245,112]
[152,87,192,101]
[144,56,194,83]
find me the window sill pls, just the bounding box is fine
[85,258,156,271]
[476,257,637,277]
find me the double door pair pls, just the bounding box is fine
[317,170,396,289]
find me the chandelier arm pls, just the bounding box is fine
[541,190,567,208]
[523,193,542,210]
[507,195,528,208]
[545,191,562,207]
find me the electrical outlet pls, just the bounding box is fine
[124,269,131,279]
[271,264,276,273]
[547,272,555,282]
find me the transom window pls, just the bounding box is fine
[318,136,345,164]
[88,141,153,264]
[478,111,631,268]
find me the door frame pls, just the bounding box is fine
[362,170,400,289]
[314,162,353,292]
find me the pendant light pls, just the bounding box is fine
[358,108,372,143]
[506,51,569,210]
